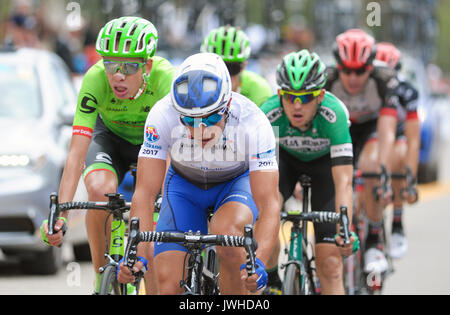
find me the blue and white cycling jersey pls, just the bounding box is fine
[139,91,278,189]
[139,92,278,255]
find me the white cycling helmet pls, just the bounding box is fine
[171,52,232,117]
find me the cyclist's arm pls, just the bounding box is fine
[250,169,280,265]
[377,114,397,172]
[374,68,400,173]
[58,135,92,212]
[404,118,420,176]
[42,134,91,246]
[131,156,166,242]
[331,164,353,221]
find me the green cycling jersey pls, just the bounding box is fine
[72,56,175,145]
[239,70,273,107]
[260,92,353,165]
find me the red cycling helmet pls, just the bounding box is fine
[333,29,376,69]
[375,42,402,70]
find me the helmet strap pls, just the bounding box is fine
[129,74,147,100]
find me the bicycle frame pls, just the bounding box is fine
[124,218,257,295]
[283,175,316,293]
[182,242,205,295]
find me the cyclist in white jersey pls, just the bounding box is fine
[117,53,280,294]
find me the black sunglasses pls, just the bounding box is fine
[339,66,368,76]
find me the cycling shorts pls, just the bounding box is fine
[278,148,337,244]
[83,118,141,185]
[154,166,258,256]
[350,119,378,165]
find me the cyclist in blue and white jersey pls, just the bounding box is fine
[118,52,280,294]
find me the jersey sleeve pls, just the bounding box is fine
[72,62,106,138]
[373,66,401,118]
[138,97,171,161]
[322,94,354,166]
[248,109,279,172]
[398,80,419,121]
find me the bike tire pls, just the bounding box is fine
[99,265,121,295]
[282,264,301,295]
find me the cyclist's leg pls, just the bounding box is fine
[83,119,139,292]
[83,133,121,280]
[154,167,210,294]
[210,171,257,295]
[390,137,408,258]
[358,139,382,222]
[358,137,389,273]
[310,155,345,295]
[391,137,407,211]
[84,165,117,271]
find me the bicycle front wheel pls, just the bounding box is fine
[282,264,301,295]
[99,265,122,295]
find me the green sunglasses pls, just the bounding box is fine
[280,89,321,104]
[103,60,146,75]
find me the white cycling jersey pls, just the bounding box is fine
[139,92,278,189]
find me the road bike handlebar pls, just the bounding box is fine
[354,165,418,202]
[281,206,351,245]
[124,217,258,277]
[47,193,131,235]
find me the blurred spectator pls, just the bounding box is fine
[81,27,101,72]
[427,63,450,97]
[281,19,316,53]
[4,9,41,48]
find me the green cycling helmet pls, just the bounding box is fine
[200,25,251,62]
[276,49,327,91]
[96,16,158,60]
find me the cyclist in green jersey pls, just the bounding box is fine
[40,16,175,294]
[200,25,273,106]
[260,50,357,295]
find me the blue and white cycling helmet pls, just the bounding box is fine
[171,52,232,117]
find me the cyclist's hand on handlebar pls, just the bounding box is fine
[335,232,360,257]
[375,184,393,206]
[402,187,419,204]
[117,257,147,284]
[240,258,267,293]
[40,218,66,247]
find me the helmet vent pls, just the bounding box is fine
[136,33,145,52]
[123,39,131,53]
[129,23,138,36]
[352,42,357,62]
[105,23,113,36]
[232,30,238,42]
[114,31,122,53]
[104,38,110,52]
[119,20,127,29]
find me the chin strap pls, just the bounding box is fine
[129,75,147,100]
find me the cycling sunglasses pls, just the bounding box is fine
[103,60,146,75]
[280,90,321,104]
[180,107,227,128]
[339,65,368,76]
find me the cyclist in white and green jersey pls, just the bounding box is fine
[260,50,358,295]
[200,25,273,106]
[40,16,175,294]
